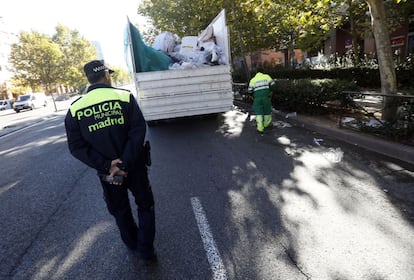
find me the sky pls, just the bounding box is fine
[1,0,148,68]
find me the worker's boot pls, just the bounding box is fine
[256,115,264,134]
[264,114,272,128]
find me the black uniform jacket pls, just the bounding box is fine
[64,84,147,174]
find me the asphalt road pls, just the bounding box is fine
[0,103,413,280]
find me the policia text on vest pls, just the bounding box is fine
[74,100,125,132]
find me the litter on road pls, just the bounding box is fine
[273,121,292,128]
[313,138,324,146]
[285,112,297,118]
[322,147,344,163]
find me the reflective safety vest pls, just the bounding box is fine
[248,72,273,94]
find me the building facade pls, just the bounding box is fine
[324,14,414,60]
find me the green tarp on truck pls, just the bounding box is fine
[125,21,172,73]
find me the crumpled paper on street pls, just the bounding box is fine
[273,121,292,128]
[313,137,344,163]
[323,147,344,163]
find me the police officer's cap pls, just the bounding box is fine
[83,60,114,80]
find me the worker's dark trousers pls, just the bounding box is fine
[100,167,155,258]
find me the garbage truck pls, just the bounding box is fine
[125,9,233,122]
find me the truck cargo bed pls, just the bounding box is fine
[126,9,233,122]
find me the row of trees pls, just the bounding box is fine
[138,0,412,59]
[138,0,413,120]
[8,25,130,95]
[7,1,412,119]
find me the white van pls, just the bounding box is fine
[0,99,12,110]
[13,92,48,113]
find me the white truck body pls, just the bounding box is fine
[126,10,233,121]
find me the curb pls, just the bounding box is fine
[275,111,414,166]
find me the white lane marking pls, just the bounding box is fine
[191,197,228,280]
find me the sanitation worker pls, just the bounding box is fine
[248,70,275,134]
[64,60,157,264]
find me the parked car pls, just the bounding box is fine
[13,92,47,113]
[0,99,12,110]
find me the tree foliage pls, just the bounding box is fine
[9,25,98,94]
[138,0,260,56]
[139,0,219,39]
[138,0,411,120]
[9,31,62,93]
[138,0,411,58]
[111,66,132,86]
[138,0,348,57]
[52,24,97,92]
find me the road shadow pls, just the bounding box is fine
[4,111,413,279]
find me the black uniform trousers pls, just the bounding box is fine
[99,164,155,258]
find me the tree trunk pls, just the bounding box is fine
[366,0,398,121]
[349,0,360,65]
[283,48,289,68]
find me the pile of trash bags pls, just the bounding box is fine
[127,22,227,73]
[152,27,227,70]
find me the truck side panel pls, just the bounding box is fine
[136,65,233,121]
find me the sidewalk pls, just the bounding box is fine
[274,110,414,166]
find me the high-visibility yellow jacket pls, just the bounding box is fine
[248,72,273,95]
[65,84,147,173]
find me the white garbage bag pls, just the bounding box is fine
[152,31,179,54]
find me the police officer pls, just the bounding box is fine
[248,70,275,134]
[64,60,156,263]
